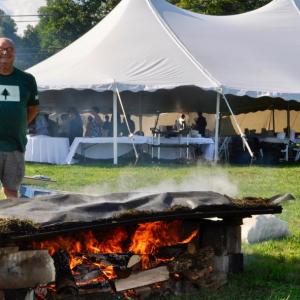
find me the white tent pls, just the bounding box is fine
[27,0,300,162]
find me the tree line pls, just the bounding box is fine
[0,0,271,70]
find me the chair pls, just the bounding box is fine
[218,136,231,162]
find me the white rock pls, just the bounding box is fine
[242,214,290,244]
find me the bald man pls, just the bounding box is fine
[0,37,39,198]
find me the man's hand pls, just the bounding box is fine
[27,105,38,124]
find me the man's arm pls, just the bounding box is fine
[27,105,38,124]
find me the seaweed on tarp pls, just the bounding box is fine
[112,205,191,220]
[230,196,273,207]
[0,218,40,235]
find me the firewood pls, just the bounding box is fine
[197,271,227,289]
[157,244,187,259]
[127,255,141,269]
[88,253,131,268]
[0,250,55,289]
[183,267,210,282]
[115,266,169,292]
[53,249,78,298]
[134,286,152,299]
[168,246,214,273]
[187,242,199,256]
[77,280,113,292]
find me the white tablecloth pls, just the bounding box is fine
[66,136,214,163]
[150,136,214,161]
[25,135,70,164]
[66,136,149,163]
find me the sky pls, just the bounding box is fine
[0,0,46,36]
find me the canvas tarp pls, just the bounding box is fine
[0,191,232,227]
[27,0,300,114]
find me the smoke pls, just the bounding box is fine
[79,167,238,198]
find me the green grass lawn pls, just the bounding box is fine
[5,162,300,299]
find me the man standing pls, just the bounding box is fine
[0,37,39,198]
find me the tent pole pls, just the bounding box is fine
[222,93,255,159]
[272,105,275,132]
[214,93,220,162]
[139,94,143,132]
[113,91,118,165]
[287,102,290,137]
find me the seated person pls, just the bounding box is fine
[35,112,49,135]
[193,112,207,136]
[85,106,102,137]
[121,114,135,136]
[102,114,112,137]
[47,116,59,137]
[68,107,83,143]
[58,113,70,137]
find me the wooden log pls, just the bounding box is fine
[157,245,187,259]
[197,271,227,289]
[127,254,141,269]
[168,246,214,273]
[88,253,131,268]
[0,250,55,289]
[53,249,78,297]
[115,266,169,292]
[77,280,112,292]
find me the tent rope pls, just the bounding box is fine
[115,86,139,164]
[222,93,255,161]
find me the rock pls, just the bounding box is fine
[242,214,290,244]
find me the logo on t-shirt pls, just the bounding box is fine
[0,85,20,102]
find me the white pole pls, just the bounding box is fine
[139,94,143,132]
[113,91,118,165]
[214,93,221,162]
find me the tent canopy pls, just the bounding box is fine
[27,0,300,114]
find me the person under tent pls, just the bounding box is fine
[121,114,135,136]
[193,112,207,137]
[102,114,112,137]
[85,106,102,137]
[68,107,83,143]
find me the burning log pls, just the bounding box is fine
[53,249,79,297]
[127,255,141,269]
[88,253,132,268]
[115,266,169,292]
[0,250,55,289]
[157,244,187,259]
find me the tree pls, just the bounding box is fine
[0,9,27,68]
[0,9,18,40]
[33,0,121,58]
[169,0,271,14]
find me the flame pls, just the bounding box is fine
[32,220,198,285]
[129,220,198,268]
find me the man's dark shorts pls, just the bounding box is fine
[0,151,25,191]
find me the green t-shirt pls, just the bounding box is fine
[0,68,39,153]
